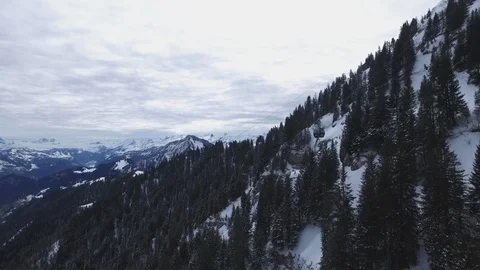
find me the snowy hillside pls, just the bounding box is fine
[191,1,480,268]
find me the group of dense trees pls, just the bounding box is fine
[1,1,480,269]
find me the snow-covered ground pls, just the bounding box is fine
[133,170,144,177]
[73,167,97,174]
[18,188,51,203]
[411,247,430,270]
[47,240,60,263]
[72,176,106,188]
[79,203,94,209]
[346,165,367,206]
[200,186,252,241]
[2,222,32,247]
[450,129,480,180]
[291,225,322,268]
[113,160,128,171]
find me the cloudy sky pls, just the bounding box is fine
[1,0,439,138]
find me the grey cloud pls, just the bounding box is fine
[0,0,327,138]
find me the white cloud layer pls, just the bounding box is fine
[0,0,439,137]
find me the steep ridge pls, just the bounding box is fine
[0,135,211,208]
[179,0,480,268]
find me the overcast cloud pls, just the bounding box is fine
[0,0,439,138]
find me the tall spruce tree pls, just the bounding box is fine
[421,138,468,270]
[321,166,356,270]
[372,21,420,269]
[453,30,468,71]
[469,144,480,217]
[462,143,480,269]
[445,0,468,34]
[390,83,420,268]
[430,46,470,134]
[296,151,317,223]
[282,176,300,249]
[466,9,480,84]
[229,208,250,270]
[356,155,381,269]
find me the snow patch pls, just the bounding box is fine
[19,191,45,203]
[449,131,480,180]
[73,177,106,188]
[291,225,322,268]
[189,137,205,150]
[456,71,478,112]
[50,151,72,159]
[411,246,430,270]
[412,50,432,92]
[3,222,32,247]
[346,164,367,207]
[72,181,87,188]
[79,203,93,209]
[113,159,128,171]
[133,170,144,177]
[29,163,39,171]
[90,177,106,184]
[218,225,229,240]
[73,167,97,174]
[48,240,60,263]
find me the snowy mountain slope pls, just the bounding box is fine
[105,135,212,171]
[0,135,214,178]
[190,1,480,268]
[0,133,257,178]
[408,0,480,180]
[291,2,480,268]
[0,147,105,178]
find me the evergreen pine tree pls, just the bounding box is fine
[356,155,381,269]
[391,83,420,268]
[271,209,285,250]
[253,175,275,265]
[297,151,316,223]
[316,143,340,225]
[469,143,480,217]
[464,143,480,268]
[421,139,468,270]
[466,10,480,84]
[321,166,356,270]
[430,46,470,133]
[453,30,467,71]
[445,0,467,34]
[474,88,480,126]
[282,176,300,249]
[229,209,249,270]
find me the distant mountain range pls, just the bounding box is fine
[0,133,260,179]
[0,135,216,207]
